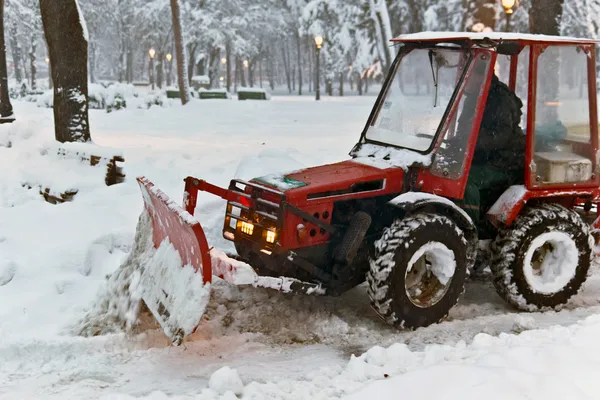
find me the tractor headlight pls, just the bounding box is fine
[265,230,276,244]
[239,221,254,236]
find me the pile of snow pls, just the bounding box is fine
[74,211,150,337]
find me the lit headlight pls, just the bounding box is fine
[239,221,254,235]
[266,230,276,243]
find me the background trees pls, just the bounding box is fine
[0,0,587,99]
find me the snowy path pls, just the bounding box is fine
[2,97,600,399]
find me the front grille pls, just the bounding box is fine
[223,179,285,250]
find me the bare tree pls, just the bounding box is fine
[40,0,90,142]
[0,0,14,122]
[170,0,189,105]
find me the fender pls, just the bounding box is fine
[387,192,477,247]
[487,185,600,227]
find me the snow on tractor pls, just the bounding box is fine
[135,32,600,345]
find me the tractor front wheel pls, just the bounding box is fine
[367,213,469,329]
[490,203,593,311]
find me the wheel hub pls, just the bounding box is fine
[405,242,456,308]
[523,231,579,295]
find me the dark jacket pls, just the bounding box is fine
[472,75,525,170]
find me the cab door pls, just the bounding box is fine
[526,43,599,190]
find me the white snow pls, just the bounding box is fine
[523,231,579,294]
[75,0,89,42]
[389,192,473,224]
[351,142,432,170]
[393,31,600,44]
[407,242,456,286]
[208,366,244,396]
[3,95,600,399]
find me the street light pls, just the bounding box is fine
[149,48,156,90]
[221,57,227,64]
[165,53,173,87]
[314,35,323,101]
[501,0,517,32]
[243,59,249,68]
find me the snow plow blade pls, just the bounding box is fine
[137,177,212,345]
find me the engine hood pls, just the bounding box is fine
[252,160,399,200]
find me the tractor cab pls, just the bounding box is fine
[352,32,600,225]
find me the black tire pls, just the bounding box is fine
[367,213,470,329]
[490,203,593,311]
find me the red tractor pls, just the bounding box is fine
[136,32,600,345]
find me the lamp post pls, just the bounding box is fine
[166,53,173,87]
[314,35,323,101]
[149,47,156,90]
[501,0,517,32]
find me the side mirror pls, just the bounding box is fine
[496,42,522,56]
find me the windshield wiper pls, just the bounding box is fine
[428,50,439,107]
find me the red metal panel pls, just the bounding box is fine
[509,53,518,92]
[488,185,600,227]
[525,45,538,190]
[137,177,212,284]
[587,45,599,174]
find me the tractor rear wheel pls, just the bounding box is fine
[367,213,469,329]
[490,203,593,311]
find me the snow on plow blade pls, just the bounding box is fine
[137,177,212,345]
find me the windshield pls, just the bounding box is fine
[366,47,470,152]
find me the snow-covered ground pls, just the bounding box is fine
[2,97,600,399]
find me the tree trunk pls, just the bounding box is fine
[237,57,247,87]
[0,0,13,120]
[156,51,163,89]
[126,48,133,83]
[529,0,564,35]
[295,30,302,95]
[89,41,96,83]
[234,55,238,92]
[368,0,390,72]
[30,33,36,90]
[208,46,220,88]
[339,72,344,96]
[225,41,231,92]
[21,50,29,85]
[282,44,291,93]
[40,0,90,142]
[187,43,196,86]
[266,49,274,91]
[248,58,255,87]
[291,66,295,91]
[259,56,262,88]
[9,20,21,83]
[307,36,313,92]
[170,0,189,105]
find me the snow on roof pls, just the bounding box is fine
[392,31,600,44]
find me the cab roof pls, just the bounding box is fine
[392,31,600,45]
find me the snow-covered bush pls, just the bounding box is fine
[88,83,106,109]
[106,95,127,113]
[138,93,167,109]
